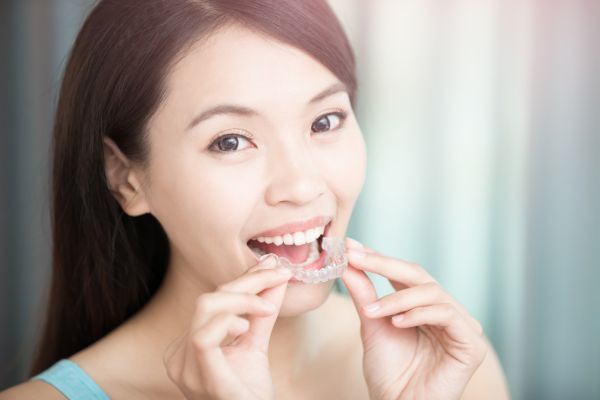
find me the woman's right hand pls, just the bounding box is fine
[163,255,292,400]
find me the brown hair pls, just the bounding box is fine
[30,0,357,375]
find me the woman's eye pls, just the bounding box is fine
[208,111,348,154]
[208,133,253,153]
[311,111,347,134]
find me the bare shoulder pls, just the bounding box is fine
[462,335,512,400]
[66,319,177,399]
[68,335,148,399]
[0,379,66,400]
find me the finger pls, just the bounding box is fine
[192,313,250,349]
[219,266,293,294]
[220,254,292,294]
[247,253,280,273]
[390,303,475,345]
[236,277,290,352]
[345,239,483,333]
[165,313,244,395]
[346,238,424,292]
[220,316,251,346]
[341,264,378,309]
[345,237,377,253]
[360,281,484,335]
[341,265,389,333]
[188,313,246,390]
[192,292,277,328]
[361,282,440,319]
[346,249,434,288]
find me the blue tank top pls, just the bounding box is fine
[31,359,110,399]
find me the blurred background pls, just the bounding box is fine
[1,0,599,398]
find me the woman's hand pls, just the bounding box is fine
[163,255,292,400]
[341,238,487,400]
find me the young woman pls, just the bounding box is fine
[1,0,510,399]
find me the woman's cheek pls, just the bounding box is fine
[155,155,252,233]
[192,161,262,222]
[320,129,367,202]
[168,164,261,271]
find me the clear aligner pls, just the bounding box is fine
[261,236,348,284]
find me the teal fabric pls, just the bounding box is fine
[31,359,110,400]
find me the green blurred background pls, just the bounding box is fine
[1,0,598,399]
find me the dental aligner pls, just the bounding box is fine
[263,236,348,284]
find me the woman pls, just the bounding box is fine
[1,0,510,398]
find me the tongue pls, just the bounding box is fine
[249,240,310,264]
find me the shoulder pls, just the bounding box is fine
[0,380,66,400]
[66,316,172,398]
[67,335,147,399]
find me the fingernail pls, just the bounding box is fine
[259,253,278,267]
[363,302,380,313]
[346,237,364,249]
[348,248,366,260]
[392,314,405,324]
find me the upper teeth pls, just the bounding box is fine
[253,225,325,246]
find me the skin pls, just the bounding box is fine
[0,23,510,400]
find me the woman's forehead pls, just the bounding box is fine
[164,25,340,110]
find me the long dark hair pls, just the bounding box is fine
[30,0,357,376]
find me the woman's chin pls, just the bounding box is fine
[277,279,336,316]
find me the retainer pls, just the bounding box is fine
[259,236,348,284]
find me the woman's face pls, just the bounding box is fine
[140,24,366,315]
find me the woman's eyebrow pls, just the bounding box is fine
[186,81,347,131]
[307,81,347,105]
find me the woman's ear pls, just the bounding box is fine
[103,136,151,216]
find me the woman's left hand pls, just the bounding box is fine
[341,238,488,400]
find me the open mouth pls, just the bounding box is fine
[247,221,332,268]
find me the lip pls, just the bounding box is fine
[248,215,333,240]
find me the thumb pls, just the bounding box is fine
[341,264,387,333]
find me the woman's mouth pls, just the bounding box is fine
[246,221,349,284]
[247,221,334,282]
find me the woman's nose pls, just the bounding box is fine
[264,144,326,206]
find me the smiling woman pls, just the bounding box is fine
[0,0,509,399]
